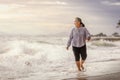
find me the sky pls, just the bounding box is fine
[0,0,120,36]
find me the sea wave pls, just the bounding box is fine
[90,40,117,47]
[0,36,120,79]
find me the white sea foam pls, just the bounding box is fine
[0,36,120,80]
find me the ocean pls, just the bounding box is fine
[0,36,120,80]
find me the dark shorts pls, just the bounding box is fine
[72,45,87,61]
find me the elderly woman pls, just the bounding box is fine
[66,17,91,71]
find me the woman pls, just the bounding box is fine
[66,17,91,71]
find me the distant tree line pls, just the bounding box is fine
[92,20,120,37]
[117,20,120,28]
[92,32,120,37]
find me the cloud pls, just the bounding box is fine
[101,0,120,6]
[0,0,119,35]
[27,1,68,5]
[0,4,23,9]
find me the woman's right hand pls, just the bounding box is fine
[66,47,69,50]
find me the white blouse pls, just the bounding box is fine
[67,27,91,47]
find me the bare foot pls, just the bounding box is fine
[78,66,82,71]
[81,64,84,70]
[78,68,82,71]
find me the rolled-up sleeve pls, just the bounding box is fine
[84,27,91,39]
[67,28,73,47]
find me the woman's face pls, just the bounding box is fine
[74,19,81,27]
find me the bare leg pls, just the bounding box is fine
[75,61,81,71]
[81,60,85,70]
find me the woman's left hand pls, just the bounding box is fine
[87,37,91,41]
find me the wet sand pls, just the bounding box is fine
[63,72,120,80]
[62,59,120,80]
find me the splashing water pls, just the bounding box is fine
[0,36,120,80]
